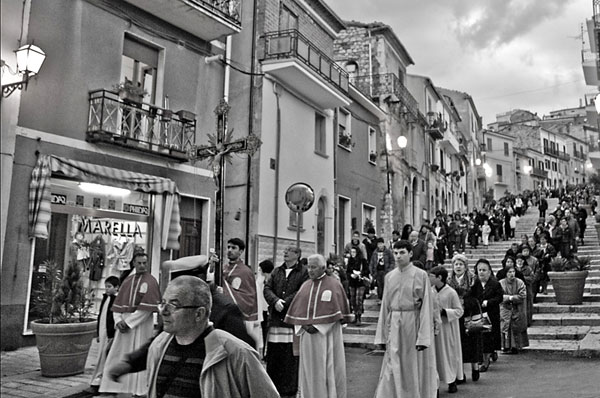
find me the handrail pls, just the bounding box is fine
[262,29,349,93]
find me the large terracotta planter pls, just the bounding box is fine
[31,320,96,377]
[548,271,589,305]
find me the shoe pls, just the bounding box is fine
[479,364,488,372]
[456,378,466,385]
[511,348,519,354]
[448,382,458,393]
[356,315,362,326]
[491,351,498,362]
[472,369,480,381]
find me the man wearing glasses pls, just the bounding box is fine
[147,276,278,397]
[263,246,309,398]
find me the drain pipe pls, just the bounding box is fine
[272,82,283,263]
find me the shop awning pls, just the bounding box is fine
[29,154,181,250]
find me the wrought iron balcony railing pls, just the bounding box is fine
[543,146,559,157]
[425,111,446,140]
[531,167,548,178]
[86,90,195,161]
[262,29,349,94]
[352,73,420,119]
[196,0,242,24]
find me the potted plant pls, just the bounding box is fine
[369,152,377,163]
[339,133,353,148]
[114,78,147,104]
[30,260,96,377]
[548,256,591,305]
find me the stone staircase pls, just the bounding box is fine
[343,197,600,357]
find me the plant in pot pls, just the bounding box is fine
[114,78,147,104]
[31,259,96,377]
[547,256,591,305]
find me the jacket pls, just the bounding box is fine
[368,247,394,275]
[97,293,116,338]
[146,329,279,398]
[263,261,308,327]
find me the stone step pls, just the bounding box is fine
[534,302,600,314]
[526,325,591,340]
[531,313,600,327]
[536,294,600,303]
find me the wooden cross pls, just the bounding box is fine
[188,98,261,286]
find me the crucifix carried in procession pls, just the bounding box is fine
[188,98,261,286]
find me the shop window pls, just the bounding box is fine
[26,178,151,331]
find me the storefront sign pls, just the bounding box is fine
[51,193,67,205]
[123,203,149,215]
[81,218,143,238]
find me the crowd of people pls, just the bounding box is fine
[82,185,596,398]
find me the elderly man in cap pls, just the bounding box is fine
[145,275,278,397]
[284,254,352,398]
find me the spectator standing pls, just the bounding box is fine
[347,247,369,325]
[576,205,588,246]
[555,217,574,259]
[499,266,529,354]
[538,194,548,219]
[481,220,491,248]
[257,259,274,355]
[362,227,378,266]
[263,246,308,398]
[471,259,503,373]
[88,276,120,394]
[146,276,279,397]
[369,238,395,303]
[343,230,368,259]
[284,254,352,398]
[409,231,428,267]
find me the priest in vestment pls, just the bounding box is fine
[284,254,352,398]
[429,266,464,394]
[221,238,261,351]
[99,252,160,396]
[374,240,437,398]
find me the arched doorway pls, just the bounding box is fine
[404,186,410,226]
[316,197,326,255]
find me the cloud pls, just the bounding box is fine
[449,0,572,50]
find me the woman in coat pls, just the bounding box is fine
[447,254,482,382]
[470,258,503,372]
[499,265,529,354]
[346,247,370,325]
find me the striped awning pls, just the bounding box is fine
[28,154,181,250]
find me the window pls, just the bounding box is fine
[368,127,377,163]
[496,164,503,176]
[345,61,358,83]
[552,162,557,171]
[279,5,298,30]
[440,149,445,170]
[289,209,303,230]
[314,113,326,155]
[543,138,548,150]
[487,138,493,151]
[338,108,351,149]
[504,142,509,156]
[121,34,158,103]
[362,204,376,234]
[545,159,550,169]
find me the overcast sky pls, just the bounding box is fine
[327,0,594,126]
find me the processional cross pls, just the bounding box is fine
[188,99,261,285]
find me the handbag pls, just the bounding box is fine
[464,301,492,334]
[362,275,373,289]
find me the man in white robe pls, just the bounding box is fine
[374,240,437,398]
[429,265,464,393]
[284,254,352,398]
[99,252,160,396]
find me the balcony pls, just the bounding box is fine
[476,165,486,180]
[425,112,445,140]
[261,30,350,109]
[122,0,242,42]
[573,150,586,159]
[544,146,559,157]
[531,167,548,178]
[352,73,420,119]
[440,129,461,154]
[558,151,570,161]
[86,90,195,162]
[494,175,507,185]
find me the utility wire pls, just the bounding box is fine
[478,79,584,101]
